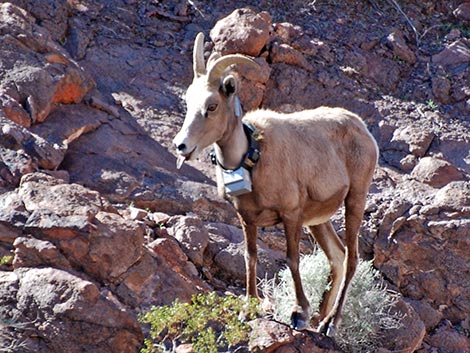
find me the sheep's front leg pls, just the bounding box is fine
[283,214,310,330]
[240,219,258,298]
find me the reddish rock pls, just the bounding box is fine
[390,125,435,158]
[237,57,271,111]
[411,157,464,188]
[0,268,142,353]
[128,206,148,221]
[1,120,65,171]
[86,211,144,282]
[205,222,285,283]
[0,3,94,125]
[249,318,295,353]
[18,172,112,217]
[13,236,72,270]
[274,22,303,43]
[210,8,272,57]
[432,39,470,67]
[408,299,443,331]
[379,299,425,353]
[344,50,401,91]
[167,215,210,267]
[269,42,313,71]
[387,30,416,64]
[432,75,451,104]
[249,318,345,353]
[374,179,470,324]
[426,322,470,352]
[432,181,470,210]
[125,238,211,305]
[453,2,470,21]
[0,94,31,127]
[115,245,209,307]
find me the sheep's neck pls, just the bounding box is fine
[214,115,248,170]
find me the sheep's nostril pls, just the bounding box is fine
[177,143,187,152]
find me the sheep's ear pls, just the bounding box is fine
[221,75,236,97]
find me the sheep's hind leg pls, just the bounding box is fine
[317,191,365,336]
[307,222,345,335]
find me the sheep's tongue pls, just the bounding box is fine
[176,155,186,169]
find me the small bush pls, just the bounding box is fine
[260,249,403,353]
[0,255,12,266]
[139,292,261,353]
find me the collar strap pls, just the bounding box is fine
[211,122,261,171]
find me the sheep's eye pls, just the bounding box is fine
[207,104,218,112]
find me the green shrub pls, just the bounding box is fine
[260,249,403,353]
[0,255,12,266]
[139,292,261,353]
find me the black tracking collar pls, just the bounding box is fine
[211,122,261,171]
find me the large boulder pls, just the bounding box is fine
[0,3,94,126]
[374,181,470,324]
[210,8,272,57]
[116,237,211,308]
[411,156,465,188]
[0,268,142,353]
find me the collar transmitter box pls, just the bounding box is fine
[222,167,252,196]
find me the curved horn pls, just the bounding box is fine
[193,32,206,78]
[206,55,259,85]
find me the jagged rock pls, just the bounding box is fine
[426,322,470,352]
[432,75,451,104]
[432,181,470,210]
[128,206,148,221]
[167,215,209,267]
[379,299,425,353]
[432,39,470,67]
[0,2,469,352]
[237,57,271,111]
[34,104,234,222]
[343,50,401,92]
[18,172,112,217]
[0,3,95,125]
[116,241,210,307]
[14,0,71,42]
[411,156,464,188]
[273,22,303,43]
[205,222,285,284]
[387,30,416,64]
[389,123,435,158]
[249,319,295,353]
[408,299,443,331]
[269,41,313,71]
[453,2,470,21]
[210,8,272,57]
[0,268,142,353]
[10,173,144,285]
[13,236,72,270]
[374,180,470,324]
[1,119,66,170]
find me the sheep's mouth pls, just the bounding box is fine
[176,147,196,169]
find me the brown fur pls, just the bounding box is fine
[230,107,378,333]
[173,33,378,334]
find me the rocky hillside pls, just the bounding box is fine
[0,0,469,352]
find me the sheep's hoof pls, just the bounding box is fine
[290,311,308,330]
[326,324,336,337]
[316,320,336,337]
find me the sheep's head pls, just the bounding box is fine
[173,33,259,169]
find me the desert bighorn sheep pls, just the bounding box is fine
[173,33,378,335]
